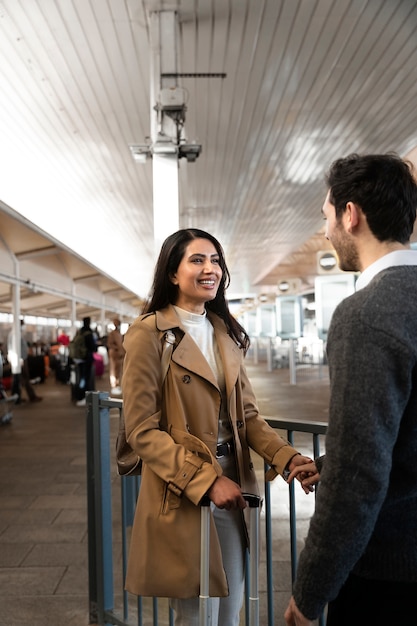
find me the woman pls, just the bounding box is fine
[122,228,312,626]
[107,317,125,395]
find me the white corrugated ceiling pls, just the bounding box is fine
[1,0,417,320]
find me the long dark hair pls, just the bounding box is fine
[143,228,250,353]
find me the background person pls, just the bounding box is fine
[7,320,42,404]
[284,153,417,626]
[107,317,125,395]
[75,317,97,407]
[57,329,70,347]
[122,228,313,626]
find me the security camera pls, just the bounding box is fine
[178,143,202,162]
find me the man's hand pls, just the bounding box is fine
[284,595,314,626]
[207,475,247,510]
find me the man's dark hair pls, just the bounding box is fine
[143,228,250,352]
[325,153,417,243]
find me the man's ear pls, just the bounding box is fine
[345,201,360,232]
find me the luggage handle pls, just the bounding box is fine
[241,492,261,508]
[200,496,211,626]
[200,492,261,507]
[199,492,261,626]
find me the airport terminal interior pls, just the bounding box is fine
[1,1,417,625]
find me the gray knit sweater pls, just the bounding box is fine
[293,265,417,619]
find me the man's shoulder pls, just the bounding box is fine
[332,267,417,339]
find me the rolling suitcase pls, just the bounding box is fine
[93,352,104,377]
[199,493,261,626]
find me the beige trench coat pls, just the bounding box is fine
[122,306,299,599]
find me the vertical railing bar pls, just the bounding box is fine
[153,597,158,625]
[244,549,249,626]
[91,391,106,624]
[97,391,115,625]
[121,476,129,620]
[87,390,99,624]
[87,391,114,625]
[313,434,326,626]
[313,433,321,460]
[137,595,143,626]
[263,469,274,626]
[287,430,297,582]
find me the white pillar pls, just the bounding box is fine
[152,154,179,254]
[149,10,181,256]
[10,259,22,374]
[71,284,77,338]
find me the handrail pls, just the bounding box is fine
[86,391,327,626]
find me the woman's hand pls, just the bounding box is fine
[207,475,247,510]
[284,596,314,626]
[287,459,320,491]
[286,455,317,494]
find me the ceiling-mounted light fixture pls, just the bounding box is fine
[318,252,338,270]
[129,144,152,163]
[278,280,290,292]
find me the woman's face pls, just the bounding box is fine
[171,238,223,313]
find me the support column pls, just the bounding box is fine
[10,259,22,375]
[149,10,180,255]
[153,155,179,253]
[71,285,77,337]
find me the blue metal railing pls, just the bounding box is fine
[86,392,327,626]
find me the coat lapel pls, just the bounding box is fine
[154,306,219,389]
[154,306,242,393]
[172,332,220,389]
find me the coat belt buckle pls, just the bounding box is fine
[216,442,232,458]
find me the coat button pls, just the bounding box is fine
[182,375,191,384]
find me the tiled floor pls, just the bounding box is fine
[0,358,329,626]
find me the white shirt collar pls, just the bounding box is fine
[355,249,417,291]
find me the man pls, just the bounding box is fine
[284,153,417,626]
[75,317,97,407]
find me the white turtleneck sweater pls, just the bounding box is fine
[173,306,231,444]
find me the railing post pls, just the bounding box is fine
[263,469,274,626]
[86,390,114,626]
[86,392,98,624]
[121,475,141,620]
